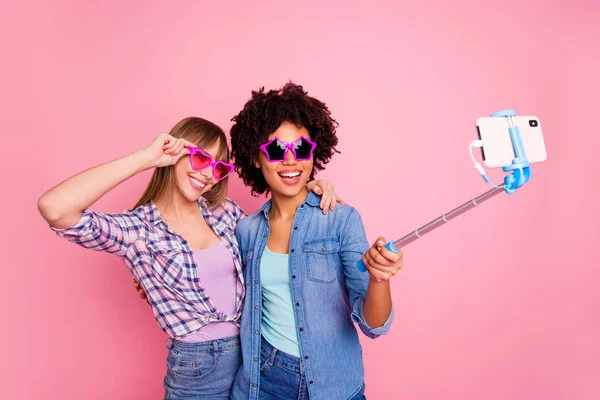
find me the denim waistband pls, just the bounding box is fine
[167,334,240,354]
[260,336,304,374]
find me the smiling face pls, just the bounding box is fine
[173,140,222,202]
[255,122,314,199]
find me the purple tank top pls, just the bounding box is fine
[179,241,240,342]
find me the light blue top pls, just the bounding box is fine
[260,246,301,357]
[231,192,395,400]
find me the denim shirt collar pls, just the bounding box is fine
[259,191,321,219]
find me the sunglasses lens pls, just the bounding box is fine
[214,162,233,180]
[264,139,287,161]
[294,137,314,160]
[190,151,211,171]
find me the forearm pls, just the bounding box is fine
[38,149,153,228]
[363,277,392,328]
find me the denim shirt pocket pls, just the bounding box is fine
[304,238,340,284]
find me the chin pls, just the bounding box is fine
[177,184,210,202]
[270,179,309,198]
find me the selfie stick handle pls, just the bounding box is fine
[357,109,532,272]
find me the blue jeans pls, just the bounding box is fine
[259,337,366,400]
[164,335,241,399]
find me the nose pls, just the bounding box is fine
[282,148,297,165]
[199,165,214,180]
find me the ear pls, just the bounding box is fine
[253,155,261,169]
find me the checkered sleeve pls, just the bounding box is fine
[50,209,143,257]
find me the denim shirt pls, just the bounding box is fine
[232,192,394,400]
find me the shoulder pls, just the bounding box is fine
[129,202,157,228]
[307,198,363,227]
[236,207,264,234]
[206,197,246,223]
[222,197,246,217]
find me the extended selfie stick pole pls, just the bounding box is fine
[357,109,532,272]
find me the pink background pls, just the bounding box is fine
[2,1,599,399]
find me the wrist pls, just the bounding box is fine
[132,148,158,171]
[368,274,391,286]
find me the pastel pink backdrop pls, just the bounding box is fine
[1,1,598,399]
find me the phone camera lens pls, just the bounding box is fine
[529,120,538,127]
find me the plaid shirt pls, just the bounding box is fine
[52,197,246,339]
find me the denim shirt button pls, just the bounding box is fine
[299,328,304,332]
[254,306,259,310]
[304,356,309,360]
[252,383,257,388]
[292,275,296,279]
[263,234,268,238]
[294,226,298,230]
[291,249,295,253]
[309,381,314,384]
[254,330,259,335]
[255,279,259,284]
[254,358,258,362]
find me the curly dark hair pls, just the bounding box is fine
[230,82,340,196]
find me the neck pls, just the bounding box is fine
[154,189,201,221]
[269,187,310,221]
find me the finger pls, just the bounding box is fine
[166,141,184,156]
[379,246,403,263]
[171,140,185,156]
[337,197,346,205]
[164,138,179,151]
[163,142,176,154]
[316,180,329,194]
[325,182,334,197]
[373,237,386,247]
[321,197,331,215]
[330,195,336,211]
[363,250,387,273]
[364,243,394,269]
[162,134,175,145]
[363,257,392,282]
[368,246,394,267]
[171,140,190,159]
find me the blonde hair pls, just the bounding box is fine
[133,117,230,209]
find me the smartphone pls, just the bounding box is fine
[476,116,547,168]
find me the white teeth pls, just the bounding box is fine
[279,172,301,178]
[190,177,206,187]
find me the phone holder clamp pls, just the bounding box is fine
[489,109,531,194]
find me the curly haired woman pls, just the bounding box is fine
[229,82,404,400]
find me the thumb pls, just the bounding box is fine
[373,237,386,248]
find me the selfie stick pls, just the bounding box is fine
[357,109,532,272]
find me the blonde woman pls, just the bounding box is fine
[37,117,339,399]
